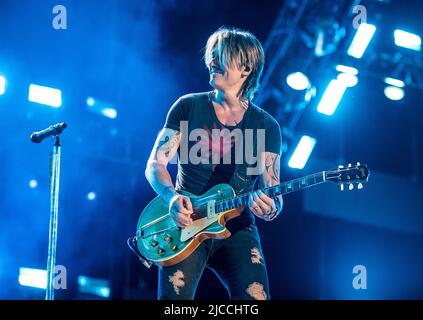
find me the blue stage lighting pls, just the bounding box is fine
[384,85,404,101]
[98,287,110,298]
[87,192,96,201]
[288,135,316,170]
[86,97,95,107]
[29,179,38,189]
[347,23,376,58]
[78,276,110,298]
[28,84,62,108]
[286,72,310,90]
[337,73,358,88]
[317,80,347,116]
[335,65,358,75]
[101,108,117,119]
[86,97,117,119]
[0,75,6,95]
[394,29,421,51]
[384,77,405,88]
[18,267,47,289]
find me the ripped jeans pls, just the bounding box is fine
[157,223,270,300]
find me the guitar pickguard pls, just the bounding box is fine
[180,200,218,242]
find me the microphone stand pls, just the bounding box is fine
[31,122,66,300]
[45,135,61,300]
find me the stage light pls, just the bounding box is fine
[98,287,110,298]
[286,72,310,90]
[304,85,317,102]
[317,80,347,116]
[394,29,421,51]
[336,73,358,87]
[384,77,405,88]
[101,108,117,119]
[87,192,96,201]
[29,179,38,189]
[335,65,358,75]
[288,135,316,170]
[347,23,376,58]
[78,276,87,286]
[86,97,117,119]
[78,276,110,298]
[0,75,6,95]
[28,84,62,108]
[86,97,95,107]
[384,85,404,101]
[18,267,47,289]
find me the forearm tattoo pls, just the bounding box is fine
[263,153,283,216]
[264,153,280,183]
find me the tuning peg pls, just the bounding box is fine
[357,183,363,190]
[348,163,352,168]
[356,162,361,166]
[340,183,344,191]
[349,183,354,190]
[338,165,344,169]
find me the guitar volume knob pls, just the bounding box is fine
[150,240,159,247]
[157,248,165,255]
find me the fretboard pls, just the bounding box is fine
[215,171,325,213]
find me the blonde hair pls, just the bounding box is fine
[204,27,265,101]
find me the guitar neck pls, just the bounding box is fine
[215,171,326,213]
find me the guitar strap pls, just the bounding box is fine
[230,106,264,195]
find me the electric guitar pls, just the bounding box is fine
[135,163,369,267]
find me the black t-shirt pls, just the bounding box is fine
[164,91,282,228]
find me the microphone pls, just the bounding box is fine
[30,122,68,143]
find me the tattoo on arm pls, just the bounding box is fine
[265,153,280,183]
[157,132,180,159]
[146,129,181,205]
[262,152,283,216]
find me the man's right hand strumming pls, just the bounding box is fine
[168,194,193,228]
[145,127,194,228]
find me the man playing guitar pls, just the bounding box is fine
[144,27,283,300]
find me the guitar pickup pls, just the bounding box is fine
[207,200,216,219]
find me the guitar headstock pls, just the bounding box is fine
[325,162,370,191]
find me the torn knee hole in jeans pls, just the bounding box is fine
[246,282,267,300]
[168,270,185,295]
[250,247,263,264]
